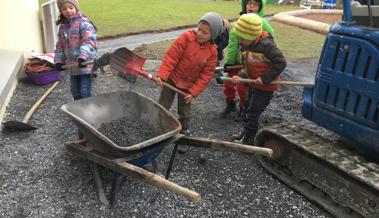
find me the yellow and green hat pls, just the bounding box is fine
[233,13,263,41]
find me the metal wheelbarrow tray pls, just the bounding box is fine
[60,91,273,206]
[61,91,181,158]
[61,91,200,205]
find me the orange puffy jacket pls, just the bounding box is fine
[157,30,217,97]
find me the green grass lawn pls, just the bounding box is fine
[135,21,326,61]
[271,21,326,59]
[39,0,299,37]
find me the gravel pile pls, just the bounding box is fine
[0,59,332,218]
[98,117,155,147]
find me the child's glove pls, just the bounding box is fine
[78,58,86,68]
[55,63,64,71]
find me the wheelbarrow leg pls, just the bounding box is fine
[152,160,158,173]
[110,172,125,207]
[91,163,110,207]
[165,143,179,179]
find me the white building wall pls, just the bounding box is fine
[0,0,43,59]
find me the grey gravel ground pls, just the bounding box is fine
[0,58,333,218]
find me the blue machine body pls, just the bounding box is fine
[302,3,379,157]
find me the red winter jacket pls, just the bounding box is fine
[157,30,217,97]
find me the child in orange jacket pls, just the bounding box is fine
[156,12,224,134]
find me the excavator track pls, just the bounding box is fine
[255,123,379,218]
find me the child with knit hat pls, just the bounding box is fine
[230,13,286,145]
[221,0,274,122]
[156,12,224,135]
[54,0,97,101]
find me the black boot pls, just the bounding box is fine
[220,99,237,118]
[231,131,244,142]
[242,134,255,146]
[234,107,245,122]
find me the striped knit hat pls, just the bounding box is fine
[57,0,79,12]
[233,13,263,41]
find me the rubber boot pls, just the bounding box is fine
[231,131,244,142]
[220,99,237,118]
[234,106,245,122]
[242,134,255,146]
[178,129,190,154]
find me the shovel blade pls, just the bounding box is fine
[3,121,37,131]
[110,47,145,76]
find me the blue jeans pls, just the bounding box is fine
[70,75,92,100]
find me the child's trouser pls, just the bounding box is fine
[223,70,249,108]
[243,88,273,141]
[158,79,191,130]
[70,74,92,100]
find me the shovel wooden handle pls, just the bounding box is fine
[62,60,94,69]
[161,81,187,97]
[22,81,59,123]
[214,65,244,72]
[65,143,201,204]
[176,135,273,158]
[220,77,314,87]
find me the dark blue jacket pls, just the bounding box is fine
[214,28,229,62]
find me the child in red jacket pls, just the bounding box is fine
[156,12,224,134]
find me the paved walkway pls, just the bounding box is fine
[97,29,190,55]
[97,15,273,55]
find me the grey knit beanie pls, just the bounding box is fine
[57,0,79,12]
[200,12,224,41]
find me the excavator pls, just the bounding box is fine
[255,1,379,217]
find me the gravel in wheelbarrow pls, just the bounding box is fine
[98,117,155,147]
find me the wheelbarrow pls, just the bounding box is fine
[60,91,273,207]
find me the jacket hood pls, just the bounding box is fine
[241,0,267,17]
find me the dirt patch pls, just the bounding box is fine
[133,42,172,60]
[297,13,342,24]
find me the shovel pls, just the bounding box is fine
[220,76,314,87]
[110,47,187,96]
[58,52,112,73]
[215,65,314,87]
[3,81,59,131]
[214,65,244,73]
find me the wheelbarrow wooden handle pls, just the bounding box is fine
[220,77,314,87]
[62,60,94,69]
[116,161,201,204]
[65,143,201,204]
[23,81,60,123]
[176,135,273,158]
